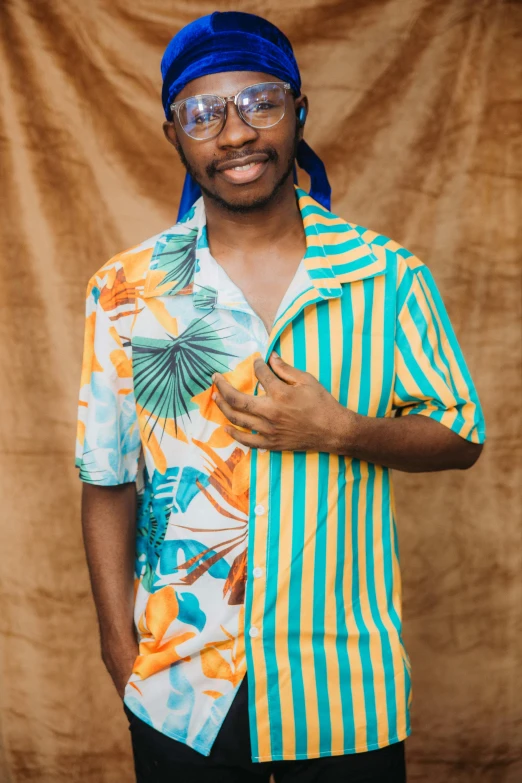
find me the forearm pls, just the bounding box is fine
[335,408,483,472]
[81,482,137,652]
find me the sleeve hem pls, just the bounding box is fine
[398,405,486,445]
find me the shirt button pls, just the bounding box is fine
[253,567,264,579]
[249,626,259,638]
[254,504,265,516]
[258,448,267,453]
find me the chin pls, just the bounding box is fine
[204,177,290,214]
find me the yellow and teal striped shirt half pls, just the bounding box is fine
[76,188,485,762]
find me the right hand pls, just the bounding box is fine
[102,641,139,698]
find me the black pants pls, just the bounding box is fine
[124,677,406,782]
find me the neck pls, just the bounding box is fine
[202,178,304,256]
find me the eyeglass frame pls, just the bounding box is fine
[169,81,293,140]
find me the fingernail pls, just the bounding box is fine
[211,392,217,401]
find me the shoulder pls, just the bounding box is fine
[298,190,429,284]
[84,218,194,303]
[344,221,427,276]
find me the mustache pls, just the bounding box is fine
[206,147,279,178]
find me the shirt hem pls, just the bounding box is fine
[123,698,212,757]
[251,729,411,763]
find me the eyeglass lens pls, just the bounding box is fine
[178,83,287,140]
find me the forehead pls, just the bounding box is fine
[175,71,279,101]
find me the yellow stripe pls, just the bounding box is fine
[274,326,296,757]
[356,463,389,747]
[416,272,478,438]
[250,450,271,758]
[371,468,407,739]
[322,300,344,747]
[300,305,321,756]
[343,463,367,748]
[270,289,318,343]
[348,283,388,747]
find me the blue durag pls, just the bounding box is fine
[161,11,331,220]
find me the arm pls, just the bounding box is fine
[82,482,139,697]
[212,354,482,473]
[336,407,482,472]
[76,273,142,696]
[213,262,485,472]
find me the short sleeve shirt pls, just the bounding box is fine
[76,189,485,762]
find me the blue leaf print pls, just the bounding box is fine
[157,539,230,582]
[124,696,153,727]
[177,592,206,632]
[162,664,196,740]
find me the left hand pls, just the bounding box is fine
[212,353,354,453]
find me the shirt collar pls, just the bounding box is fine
[142,187,386,301]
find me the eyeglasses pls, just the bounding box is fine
[170,81,292,141]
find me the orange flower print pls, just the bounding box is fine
[133,586,196,680]
[200,610,246,687]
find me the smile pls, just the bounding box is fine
[217,160,268,185]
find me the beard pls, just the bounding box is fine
[174,130,300,214]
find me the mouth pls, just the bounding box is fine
[215,154,270,185]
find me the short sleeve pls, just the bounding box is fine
[75,280,141,484]
[393,263,486,444]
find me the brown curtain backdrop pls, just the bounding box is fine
[0,0,520,780]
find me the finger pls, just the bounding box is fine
[213,393,273,435]
[268,352,309,385]
[253,357,286,394]
[225,427,272,450]
[213,373,267,414]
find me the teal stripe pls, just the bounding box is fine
[339,285,377,743]
[266,289,315,356]
[304,246,329,259]
[305,223,353,236]
[396,322,439,400]
[307,266,339,280]
[359,279,394,746]
[331,253,380,275]
[359,279,375,416]
[396,264,414,313]
[416,269,485,440]
[300,204,338,220]
[337,287,357,748]
[367,234,389,247]
[376,249,397,417]
[402,652,412,735]
[364,464,399,745]
[335,457,355,748]
[244,446,260,760]
[381,471,401,636]
[314,302,333,751]
[389,491,411,730]
[288,316,308,756]
[324,238,367,256]
[262,446,284,756]
[407,290,467,401]
[396,321,469,435]
[350,460,378,741]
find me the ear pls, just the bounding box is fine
[163,120,179,148]
[294,94,309,141]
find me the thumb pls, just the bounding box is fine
[268,352,308,384]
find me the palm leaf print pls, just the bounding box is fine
[133,317,234,436]
[151,229,197,294]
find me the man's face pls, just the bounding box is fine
[163,71,307,213]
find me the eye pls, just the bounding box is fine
[194,111,221,125]
[249,101,276,113]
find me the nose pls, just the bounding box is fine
[216,101,259,149]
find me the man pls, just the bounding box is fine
[76,11,485,783]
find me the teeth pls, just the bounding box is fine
[231,162,257,171]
